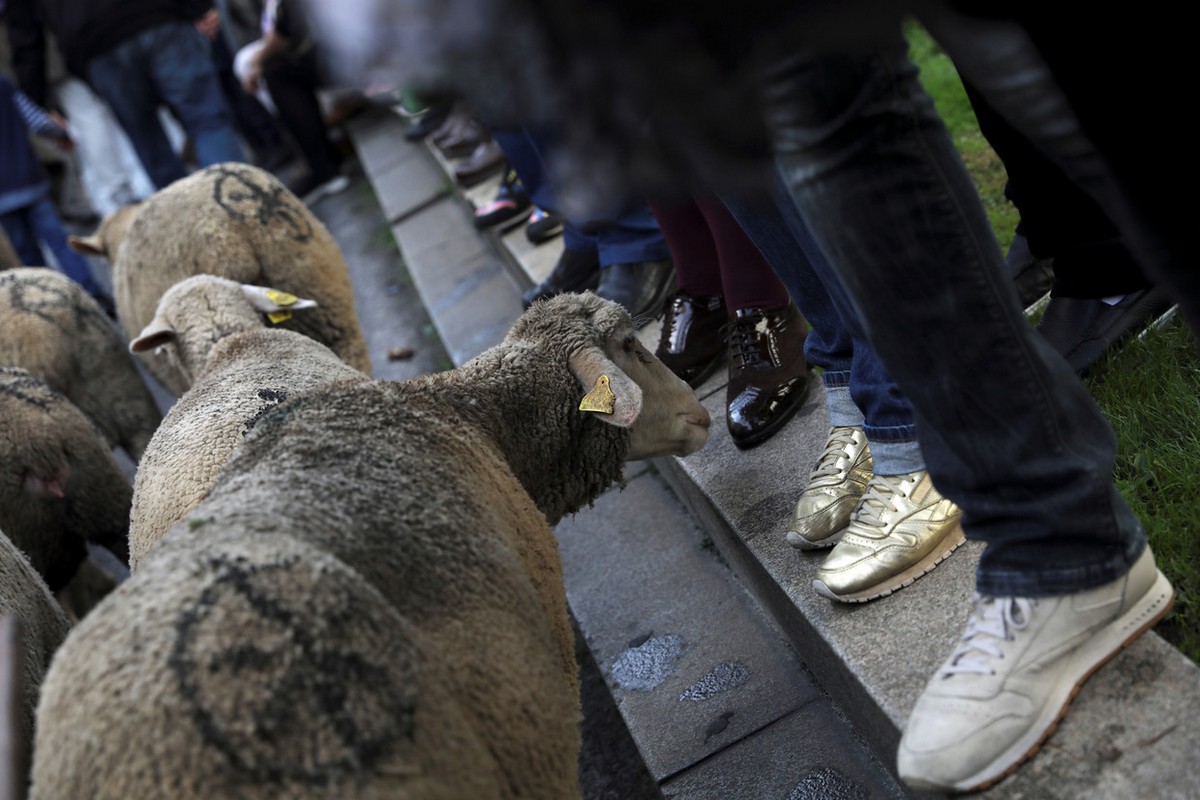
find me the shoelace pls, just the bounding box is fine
[724,316,765,369]
[809,428,861,481]
[940,595,1035,677]
[852,473,918,534]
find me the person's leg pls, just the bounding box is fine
[26,198,104,297]
[87,36,189,189]
[261,51,340,184]
[760,34,1166,791]
[0,208,44,266]
[145,22,246,168]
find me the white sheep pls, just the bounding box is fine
[69,162,372,395]
[127,275,369,570]
[0,368,131,592]
[0,268,163,462]
[31,292,710,800]
[0,529,70,782]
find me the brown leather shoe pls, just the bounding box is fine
[656,290,727,388]
[726,303,810,449]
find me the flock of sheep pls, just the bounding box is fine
[0,163,711,799]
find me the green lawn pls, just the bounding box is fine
[907,25,1200,663]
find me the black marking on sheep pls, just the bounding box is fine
[0,368,55,410]
[0,271,89,334]
[242,389,290,436]
[211,166,315,243]
[168,552,415,784]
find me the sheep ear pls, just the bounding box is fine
[68,234,106,256]
[568,346,642,428]
[240,284,319,314]
[130,320,175,353]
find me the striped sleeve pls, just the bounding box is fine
[13,87,68,140]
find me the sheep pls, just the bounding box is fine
[69,162,372,395]
[0,268,163,462]
[0,529,71,761]
[0,368,131,592]
[31,292,710,800]
[126,275,370,570]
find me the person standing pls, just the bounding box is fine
[6,0,246,189]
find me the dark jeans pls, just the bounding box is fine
[723,181,924,475]
[88,21,246,188]
[759,41,1144,597]
[1,198,103,296]
[491,127,669,266]
[261,49,340,182]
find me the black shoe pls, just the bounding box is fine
[525,207,564,245]
[474,169,531,231]
[726,303,810,450]
[403,101,453,142]
[594,259,675,326]
[521,249,601,309]
[1005,232,1056,308]
[1036,286,1176,375]
[656,291,727,388]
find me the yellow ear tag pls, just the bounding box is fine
[265,289,300,307]
[266,310,292,324]
[579,374,616,414]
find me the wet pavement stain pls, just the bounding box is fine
[610,633,685,691]
[703,711,734,743]
[786,767,868,800]
[678,661,750,702]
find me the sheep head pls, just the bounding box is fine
[130,276,318,388]
[67,203,142,261]
[520,293,711,460]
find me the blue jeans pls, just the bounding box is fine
[491,127,669,266]
[723,183,924,476]
[758,42,1144,597]
[88,22,245,188]
[0,198,103,296]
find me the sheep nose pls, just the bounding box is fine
[687,404,712,429]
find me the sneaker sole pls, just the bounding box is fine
[785,526,846,551]
[811,524,966,603]
[902,568,1176,793]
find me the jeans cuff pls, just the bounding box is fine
[864,438,925,476]
[973,539,1147,597]
[823,383,864,428]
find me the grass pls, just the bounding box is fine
[907,24,1200,664]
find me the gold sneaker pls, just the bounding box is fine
[786,426,872,550]
[812,470,964,603]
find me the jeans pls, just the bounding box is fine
[1,198,103,296]
[758,42,1144,597]
[88,22,246,189]
[491,127,670,267]
[723,183,924,475]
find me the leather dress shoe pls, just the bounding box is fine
[656,290,727,388]
[595,259,675,325]
[403,101,453,142]
[1036,286,1176,375]
[436,115,487,159]
[522,249,601,308]
[726,303,810,449]
[454,139,506,187]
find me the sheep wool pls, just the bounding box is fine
[72,162,371,394]
[0,268,163,462]
[0,528,70,757]
[129,277,369,569]
[31,294,711,800]
[0,368,132,591]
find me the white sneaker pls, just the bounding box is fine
[897,546,1175,792]
[302,174,351,205]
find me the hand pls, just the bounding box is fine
[48,111,75,151]
[241,63,262,94]
[195,8,220,39]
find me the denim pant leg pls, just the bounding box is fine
[0,208,43,265]
[88,35,188,189]
[145,23,246,168]
[28,199,102,296]
[760,44,1144,597]
[722,186,924,475]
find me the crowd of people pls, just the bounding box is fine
[1,0,1191,794]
